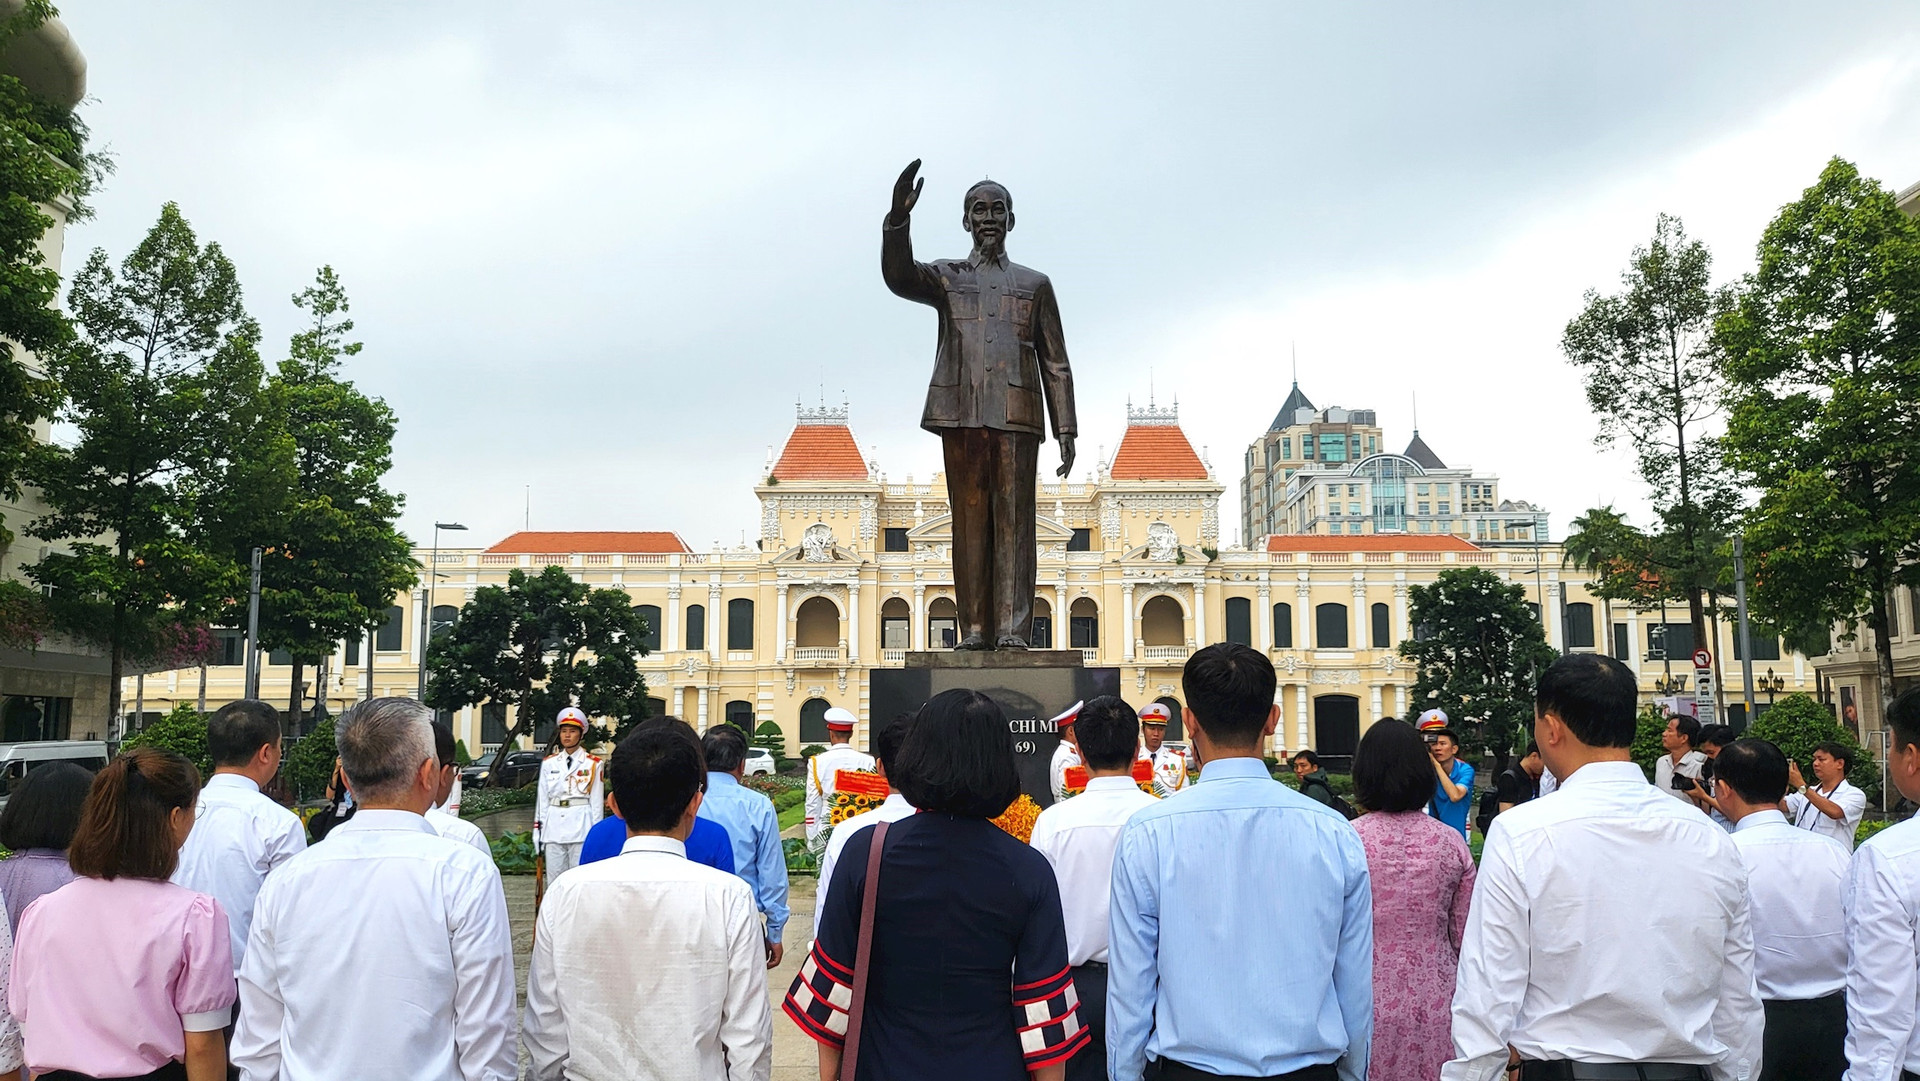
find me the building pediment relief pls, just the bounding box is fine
[905,514,1075,543]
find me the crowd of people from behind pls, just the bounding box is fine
[0,643,1910,1079]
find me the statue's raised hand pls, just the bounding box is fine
[889,159,924,226]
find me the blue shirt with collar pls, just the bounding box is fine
[1108,756,1372,1081]
[697,770,790,944]
[1429,757,1475,840]
[578,813,735,873]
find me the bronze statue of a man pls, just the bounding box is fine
[883,159,1077,650]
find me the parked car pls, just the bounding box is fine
[0,741,110,810]
[744,746,775,777]
[460,749,544,789]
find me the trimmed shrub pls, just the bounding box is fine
[753,720,787,769]
[1630,704,1669,781]
[1748,693,1879,806]
[122,704,210,777]
[283,718,337,802]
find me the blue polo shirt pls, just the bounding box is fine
[1428,758,1475,840]
[578,812,735,873]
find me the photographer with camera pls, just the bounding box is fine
[1653,714,1707,806]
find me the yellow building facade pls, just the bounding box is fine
[123,401,1820,757]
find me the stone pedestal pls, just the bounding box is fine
[872,651,1119,807]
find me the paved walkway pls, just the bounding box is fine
[503,872,820,1080]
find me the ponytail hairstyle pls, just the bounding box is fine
[67,747,201,881]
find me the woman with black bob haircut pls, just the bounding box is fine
[0,761,91,935]
[783,688,1088,1081]
[1348,718,1477,1081]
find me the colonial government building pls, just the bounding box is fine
[115,397,1829,758]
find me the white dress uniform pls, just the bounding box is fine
[535,747,604,881]
[1148,745,1189,798]
[1050,740,1082,803]
[804,742,875,844]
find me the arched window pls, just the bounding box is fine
[1370,603,1390,648]
[928,596,959,649]
[1272,602,1293,648]
[1140,595,1185,647]
[685,604,705,651]
[1314,694,1360,758]
[1316,603,1349,649]
[1564,602,1595,649]
[795,596,841,649]
[1224,597,1252,646]
[635,604,662,652]
[430,605,459,641]
[724,700,754,734]
[1154,695,1185,741]
[645,696,666,718]
[880,598,911,651]
[1069,598,1099,649]
[727,598,755,651]
[375,605,405,652]
[1031,597,1053,650]
[799,698,832,745]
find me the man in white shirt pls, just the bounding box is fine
[173,699,308,977]
[525,725,773,1081]
[428,720,493,857]
[1788,741,1868,850]
[1843,686,1920,1081]
[803,707,874,852]
[814,713,916,938]
[1049,701,1083,802]
[535,707,604,880]
[1138,702,1188,797]
[1445,654,1762,1081]
[1653,713,1708,804]
[234,697,516,1081]
[1028,696,1157,1081]
[1716,737,1849,1081]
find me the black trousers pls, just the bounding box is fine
[1147,1058,1338,1081]
[43,1063,187,1081]
[1066,963,1108,1081]
[1761,992,1845,1081]
[1519,1064,1708,1081]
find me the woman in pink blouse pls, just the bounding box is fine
[10,747,234,1081]
[1350,719,1477,1081]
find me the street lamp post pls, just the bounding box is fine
[417,521,468,699]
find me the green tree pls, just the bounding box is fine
[25,204,268,732]
[1717,158,1920,724]
[228,268,413,730]
[0,1,110,538]
[1398,567,1559,770]
[1628,703,1671,781]
[121,703,211,777]
[423,565,652,782]
[1747,692,1879,806]
[1562,506,1671,608]
[1562,214,1740,688]
[283,716,337,802]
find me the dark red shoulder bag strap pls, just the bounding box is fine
[839,819,888,1081]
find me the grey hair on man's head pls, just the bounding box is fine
[338,697,436,803]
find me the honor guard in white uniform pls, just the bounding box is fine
[534,707,603,881]
[1050,700,1084,802]
[804,707,874,851]
[1139,702,1189,798]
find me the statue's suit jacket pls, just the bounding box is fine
[882,217,1077,441]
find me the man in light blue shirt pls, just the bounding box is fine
[1109,643,1372,1081]
[698,725,791,966]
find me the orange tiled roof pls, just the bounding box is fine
[487,531,690,554]
[1109,425,1208,481]
[771,424,868,481]
[1265,534,1480,552]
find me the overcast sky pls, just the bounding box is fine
[54,2,1920,550]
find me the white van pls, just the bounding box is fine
[0,741,110,809]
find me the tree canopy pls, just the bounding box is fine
[1398,567,1559,765]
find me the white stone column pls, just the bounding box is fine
[1122,584,1137,662]
[847,584,860,663]
[1394,576,1410,642]
[1192,582,1207,647]
[1544,574,1562,650]
[1371,683,1383,724]
[1295,682,1310,749]
[912,585,927,651]
[776,585,790,664]
[697,685,710,730]
[1297,580,1312,650]
[1257,584,1272,651]
[708,583,722,662]
[409,588,425,665]
[666,584,681,653]
[1351,574,1367,649]
[1054,579,1068,650]
[1624,610,1640,673]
